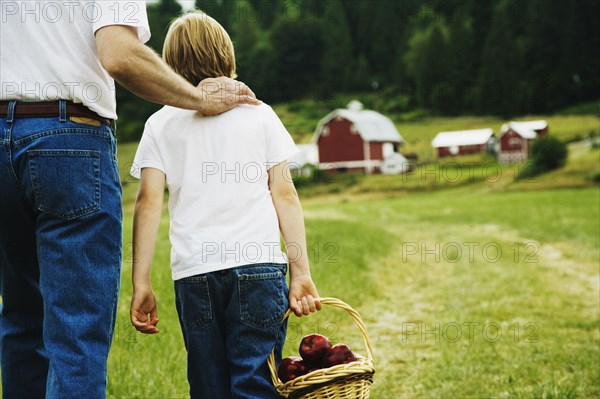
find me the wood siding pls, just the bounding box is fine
[437,143,487,157]
[318,118,364,163]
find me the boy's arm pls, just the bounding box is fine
[131,167,166,334]
[268,161,321,317]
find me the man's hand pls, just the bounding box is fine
[289,274,321,317]
[130,288,159,334]
[197,77,261,116]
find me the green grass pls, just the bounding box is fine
[300,188,599,399]
[294,144,599,198]
[556,101,600,116]
[115,141,142,205]
[105,137,600,397]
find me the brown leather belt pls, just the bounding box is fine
[0,101,112,127]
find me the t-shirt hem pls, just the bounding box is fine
[130,161,166,179]
[93,25,151,43]
[172,258,289,280]
[266,147,300,169]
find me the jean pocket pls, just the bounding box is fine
[238,266,287,329]
[27,149,101,220]
[175,275,213,331]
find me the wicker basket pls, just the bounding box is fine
[268,298,375,399]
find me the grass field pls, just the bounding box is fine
[106,136,600,397]
[2,111,595,397]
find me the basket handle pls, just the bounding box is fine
[268,297,374,386]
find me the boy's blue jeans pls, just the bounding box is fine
[175,263,289,399]
[0,102,122,398]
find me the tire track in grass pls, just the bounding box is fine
[360,219,599,398]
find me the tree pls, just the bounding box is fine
[147,0,182,52]
[368,1,408,85]
[195,0,235,32]
[230,0,274,98]
[339,0,364,58]
[523,0,570,113]
[231,0,263,68]
[403,9,450,109]
[269,17,324,101]
[115,0,182,142]
[444,15,477,114]
[244,0,270,29]
[478,0,523,117]
[318,0,353,94]
[559,0,600,107]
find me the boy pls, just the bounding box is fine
[129,11,320,399]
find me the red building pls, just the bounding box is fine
[431,129,495,157]
[498,120,548,163]
[313,101,404,174]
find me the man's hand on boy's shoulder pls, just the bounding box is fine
[197,77,262,116]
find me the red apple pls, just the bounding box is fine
[299,334,333,366]
[322,344,357,367]
[277,356,308,383]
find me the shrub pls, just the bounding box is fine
[292,164,332,189]
[530,136,568,171]
[517,136,567,180]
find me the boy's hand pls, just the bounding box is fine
[289,275,321,317]
[130,288,159,334]
[197,77,261,116]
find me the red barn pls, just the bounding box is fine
[313,101,404,174]
[431,129,495,157]
[498,120,548,163]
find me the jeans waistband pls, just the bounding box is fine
[0,100,113,127]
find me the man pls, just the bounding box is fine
[0,1,259,398]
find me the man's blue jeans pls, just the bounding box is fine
[174,263,289,399]
[0,101,122,398]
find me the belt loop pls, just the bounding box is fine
[6,101,17,124]
[59,100,67,122]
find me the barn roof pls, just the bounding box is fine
[313,101,403,143]
[500,120,548,139]
[431,129,494,148]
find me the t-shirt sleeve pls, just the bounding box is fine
[263,106,299,169]
[130,123,166,179]
[92,0,151,44]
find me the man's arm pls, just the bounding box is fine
[268,161,321,317]
[130,167,166,334]
[95,25,260,116]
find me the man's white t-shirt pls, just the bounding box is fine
[0,0,151,119]
[131,104,299,280]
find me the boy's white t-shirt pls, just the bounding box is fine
[131,104,298,280]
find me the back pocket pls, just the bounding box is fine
[28,149,101,220]
[238,267,287,329]
[175,275,213,331]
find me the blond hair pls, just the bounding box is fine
[163,11,236,86]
